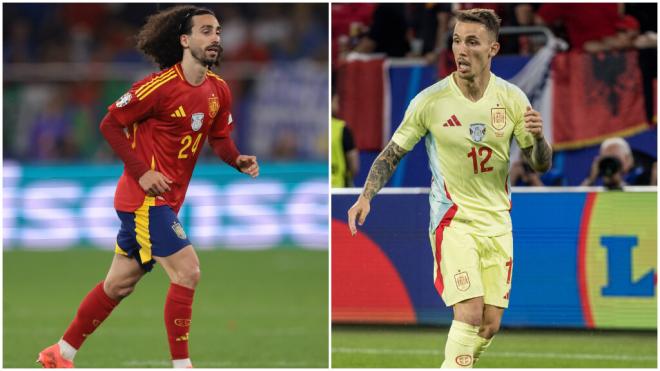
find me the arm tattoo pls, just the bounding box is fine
[523,138,553,173]
[361,141,409,200]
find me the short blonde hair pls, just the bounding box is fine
[600,137,631,156]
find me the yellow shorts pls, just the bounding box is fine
[429,224,513,308]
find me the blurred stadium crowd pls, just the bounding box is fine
[4,3,328,163]
[332,3,657,187]
[333,3,656,62]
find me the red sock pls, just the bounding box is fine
[62,281,119,349]
[164,283,195,360]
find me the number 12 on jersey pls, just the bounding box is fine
[467,146,493,174]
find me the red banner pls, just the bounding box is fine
[336,58,385,151]
[552,50,649,150]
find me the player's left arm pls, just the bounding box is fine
[520,106,552,173]
[208,134,259,178]
[208,79,259,178]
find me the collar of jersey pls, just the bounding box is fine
[449,71,495,104]
[175,63,209,88]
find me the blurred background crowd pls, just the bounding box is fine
[4,3,328,164]
[332,3,657,188]
[333,3,656,65]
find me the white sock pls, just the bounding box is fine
[57,339,77,361]
[172,358,192,368]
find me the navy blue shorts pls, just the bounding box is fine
[115,203,191,272]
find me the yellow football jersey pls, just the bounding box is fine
[392,72,535,236]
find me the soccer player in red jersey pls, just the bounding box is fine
[37,6,259,368]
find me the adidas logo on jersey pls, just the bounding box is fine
[442,115,462,127]
[171,106,187,117]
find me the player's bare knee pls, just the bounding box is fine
[479,322,500,339]
[174,265,200,288]
[103,280,136,301]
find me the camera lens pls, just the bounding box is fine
[598,156,622,177]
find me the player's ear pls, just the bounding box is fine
[180,34,189,48]
[489,41,500,58]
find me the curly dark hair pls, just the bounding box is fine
[136,5,217,70]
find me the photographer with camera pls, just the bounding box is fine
[581,137,634,190]
[510,156,545,186]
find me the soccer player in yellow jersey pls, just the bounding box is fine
[348,9,552,368]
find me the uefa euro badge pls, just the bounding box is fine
[191,113,204,131]
[454,271,471,291]
[469,123,486,142]
[171,222,187,240]
[208,96,219,118]
[491,107,506,137]
[115,93,132,108]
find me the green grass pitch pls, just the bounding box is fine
[4,248,328,368]
[332,325,657,368]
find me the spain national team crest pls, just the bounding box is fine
[191,113,204,131]
[208,96,219,118]
[469,123,486,142]
[491,107,506,133]
[171,222,187,240]
[454,271,471,291]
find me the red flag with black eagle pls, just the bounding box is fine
[552,50,649,150]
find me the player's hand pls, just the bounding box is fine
[347,195,371,236]
[139,170,173,196]
[524,106,544,139]
[236,155,259,178]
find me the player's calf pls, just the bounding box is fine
[474,305,504,365]
[48,281,121,365]
[441,320,480,368]
[156,246,200,367]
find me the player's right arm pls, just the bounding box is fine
[100,76,173,196]
[99,114,172,196]
[347,89,428,235]
[348,141,409,235]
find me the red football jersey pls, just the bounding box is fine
[107,63,234,213]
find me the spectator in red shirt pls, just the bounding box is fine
[535,3,621,51]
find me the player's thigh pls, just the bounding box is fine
[153,244,200,284]
[147,205,193,259]
[115,207,157,272]
[482,304,504,328]
[431,226,484,307]
[480,232,513,308]
[115,204,193,272]
[453,296,485,326]
[104,253,146,293]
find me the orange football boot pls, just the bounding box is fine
[37,343,74,368]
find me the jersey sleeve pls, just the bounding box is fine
[107,75,160,126]
[510,86,535,149]
[208,79,240,169]
[391,94,428,151]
